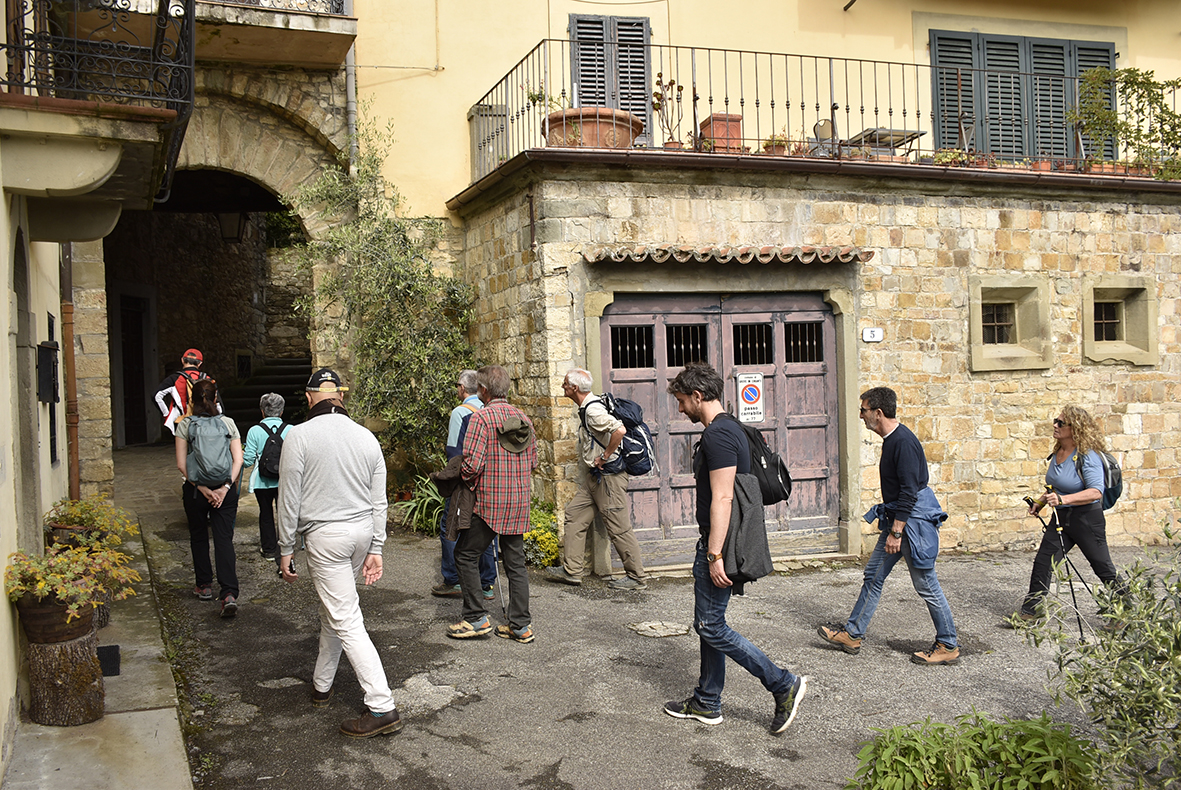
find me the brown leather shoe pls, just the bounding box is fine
[911,642,960,665]
[311,686,333,708]
[340,709,403,738]
[817,623,862,655]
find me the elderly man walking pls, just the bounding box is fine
[546,368,648,590]
[278,368,402,738]
[817,386,959,666]
[447,365,538,643]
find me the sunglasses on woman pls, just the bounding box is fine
[1053,418,1067,427]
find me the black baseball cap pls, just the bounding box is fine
[306,368,349,393]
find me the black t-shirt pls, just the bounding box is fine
[879,423,928,524]
[695,415,750,537]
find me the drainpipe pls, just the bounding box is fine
[60,245,80,500]
[345,0,358,169]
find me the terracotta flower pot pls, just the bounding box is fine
[543,108,645,149]
[16,594,95,644]
[699,113,744,152]
[762,144,787,156]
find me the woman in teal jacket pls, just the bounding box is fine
[242,393,292,563]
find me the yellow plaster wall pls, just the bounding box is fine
[355,0,1178,217]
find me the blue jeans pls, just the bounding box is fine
[846,531,957,647]
[440,498,497,588]
[691,541,796,713]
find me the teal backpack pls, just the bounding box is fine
[187,416,233,487]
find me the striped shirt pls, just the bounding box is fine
[461,399,537,535]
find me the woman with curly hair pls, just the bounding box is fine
[1019,405,1120,619]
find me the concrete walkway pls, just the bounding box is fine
[6,444,1145,789]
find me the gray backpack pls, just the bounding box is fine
[187,416,233,487]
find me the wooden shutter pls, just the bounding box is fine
[980,35,1027,157]
[930,30,978,150]
[1073,41,1117,160]
[1029,40,1069,158]
[570,14,651,136]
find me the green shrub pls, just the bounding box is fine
[1024,519,1181,788]
[846,710,1098,790]
[523,500,559,568]
[393,475,444,537]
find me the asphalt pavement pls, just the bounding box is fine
[13,444,1147,790]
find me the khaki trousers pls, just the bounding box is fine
[562,469,646,579]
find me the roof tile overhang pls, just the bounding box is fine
[582,243,873,265]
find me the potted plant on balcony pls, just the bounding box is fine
[652,72,684,149]
[527,82,645,149]
[1070,66,1181,180]
[761,130,790,156]
[932,148,970,167]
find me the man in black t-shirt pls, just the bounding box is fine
[662,363,807,735]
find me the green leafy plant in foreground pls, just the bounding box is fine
[846,709,1097,790]
[394,475,446,537]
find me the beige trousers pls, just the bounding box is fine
[562,469,646,579]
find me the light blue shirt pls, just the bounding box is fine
[1046,449,1105,505]
[446,394,483,450]
[243,416,293,493]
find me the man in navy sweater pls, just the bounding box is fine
[818,386,960,665]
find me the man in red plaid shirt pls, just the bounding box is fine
[447,365,538,643]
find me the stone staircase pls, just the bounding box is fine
[220,357,312,437]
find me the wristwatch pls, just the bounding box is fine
[890,530,903,538]
[706,552,722,563]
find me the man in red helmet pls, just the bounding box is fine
[155,348,218,436]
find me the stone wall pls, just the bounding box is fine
[263,247,312,360]
[105,211,269,384]
[71,241,113,497]
[456,165,1181,552]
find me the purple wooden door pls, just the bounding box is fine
[601,293,838,567]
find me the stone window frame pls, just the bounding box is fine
[1082,274,1158,366]
[968,274,1052,372]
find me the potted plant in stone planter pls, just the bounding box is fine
[5,544,139,725]
[652,72,685,148]
[44,494,137,550]
[527,81,645,149]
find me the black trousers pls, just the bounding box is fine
[456,515,530,631]
[255,488,279,556]
[1023,502,1119,612]
[183,482,240,600]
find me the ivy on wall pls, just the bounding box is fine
[288,113,476,483]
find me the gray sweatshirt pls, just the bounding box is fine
[276,412,388,556]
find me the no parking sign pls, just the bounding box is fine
[736,373,764,423]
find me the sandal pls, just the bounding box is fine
[494,624,534,643]
[446,617,492,639]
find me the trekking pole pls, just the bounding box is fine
[491,536,507,620]
[1044,485,1088,639]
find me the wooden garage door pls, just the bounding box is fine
[601,293,839,567]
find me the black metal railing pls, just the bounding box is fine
[1,0,196,201]
[468,39,1178,183]
[216,0,347,13]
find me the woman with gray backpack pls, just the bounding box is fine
[242,393,292,566]
[175,378,244,618]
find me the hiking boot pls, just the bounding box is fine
[194,585,213,601]
[664,697,723,726]
[495,624,534,643]
[771,676,808,734]
[431,583,462,598]
[544,566,582,586]
[482,586,495,601]
[311,686,334,708]
[817,623,861,655]
[340,709,403,738]
[220,595,238,618]
[446,616,492,639]
[607,576,647,591]
[911,641,960,665]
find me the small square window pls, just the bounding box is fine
[667,324,708,367]
[1083,276,1157,366]
[981,303,1015,345]
[969,276,1051,372]
[733,323,773,365]
[611,325,655,368]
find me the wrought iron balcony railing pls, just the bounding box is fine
[1,0,196,201]
[468,39,1179,184]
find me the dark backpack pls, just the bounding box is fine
[1057,450,1123,510]
[186,416,233,487]
[717,413,793,505]
[579,393,658,476]
[257,421,290,481]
